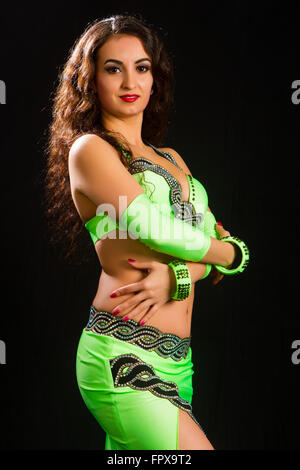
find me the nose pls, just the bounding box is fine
[121,68,136,90]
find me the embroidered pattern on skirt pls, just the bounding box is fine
[109,353,207,437]
[85,307,191,362]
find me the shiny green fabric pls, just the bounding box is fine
[119,193,211,261]
[204,210,218,239]
[84,140,210,245]
[85,170,209,245]
[202,210,219,277]
[76,328,194,450]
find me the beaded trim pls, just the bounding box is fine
[146,143,182,169]
[119,143,203,228]
[129,158,203,227]
[109,353,207,436]
[121,141,181,169]
[85,306,191,361]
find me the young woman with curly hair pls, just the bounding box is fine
[43,13,249,450]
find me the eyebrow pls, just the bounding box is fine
[104,58,151,65]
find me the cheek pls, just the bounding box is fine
[137,77,153,105]
[95,77,117,106]
[143,75,153,93]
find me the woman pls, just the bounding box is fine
[44,14,249,450]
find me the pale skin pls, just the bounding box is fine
[68,34,235,450]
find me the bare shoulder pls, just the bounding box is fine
[158,147,192,176]
[68,133,123,193]
[69,133,116,160]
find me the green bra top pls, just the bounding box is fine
[84,142,209,245]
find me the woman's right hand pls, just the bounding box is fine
[215,222,231,239]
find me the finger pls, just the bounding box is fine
[121,299,153,322]
[138,304,160,325]
[212,273,224,285]
[215,222,230,234]
[212,272,221,283]
[209,267,216,277]
[112,292,147,317]
[131,304,152,324]
[215,223,226,235]
[110,280,144,298]
[128,259,156,272]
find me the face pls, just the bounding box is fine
[94,34,154,119]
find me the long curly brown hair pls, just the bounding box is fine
[41,13,175,266]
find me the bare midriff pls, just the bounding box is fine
[91,229,194,340]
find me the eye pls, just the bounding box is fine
[105,66,121,74]
[137,65,150,72]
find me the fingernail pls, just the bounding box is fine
[110,292,117,298]
[217,222,223,226]
[112,309,119,314]
[140,321,145,325]
[122,316,129,322]
[128,258,136,262]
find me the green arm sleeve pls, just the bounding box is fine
[119,193,211,262]
[203,210,219,239]
[182,210,219,280]
[201,209,219,278]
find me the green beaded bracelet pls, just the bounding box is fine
[214,236,250,275]
[168,260,192,301]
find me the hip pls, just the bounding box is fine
[76,306,195,408]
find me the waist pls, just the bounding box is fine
[85,305,191,362]
[93,268,194,338]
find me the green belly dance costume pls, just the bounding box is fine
[76,142,222,450]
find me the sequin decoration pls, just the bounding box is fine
[109,353,207,436]
[85,307,191,361]
[126,143,203,227]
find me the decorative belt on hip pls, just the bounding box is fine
[85,306,191,361]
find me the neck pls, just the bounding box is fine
[101,110,146,148]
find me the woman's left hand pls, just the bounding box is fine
[209,266,224,285]
[109,259,176,325]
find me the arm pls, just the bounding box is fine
[160,148,231,274]
[183,262,207,283]
[182,208,218,282]
[69,136,234,265]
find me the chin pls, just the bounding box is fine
[119,105,146,116]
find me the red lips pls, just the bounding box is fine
[120,94,139,102]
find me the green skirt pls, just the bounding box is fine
[76,306,205,450]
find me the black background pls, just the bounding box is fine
[0,0,299,450]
